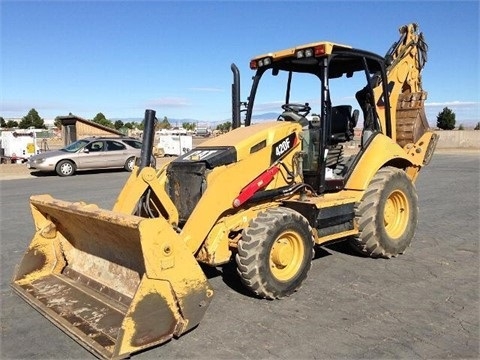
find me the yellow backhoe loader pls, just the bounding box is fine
[12,23,437,359]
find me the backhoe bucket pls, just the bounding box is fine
[396,91,431,148]
[11,194,213,359]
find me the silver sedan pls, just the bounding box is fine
[26,137,142,176]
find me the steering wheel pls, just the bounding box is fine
[281,103,311,116]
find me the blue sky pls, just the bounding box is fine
[1,0,479,126]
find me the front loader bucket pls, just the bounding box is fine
[11,194,213,359]
[396,91,431,148]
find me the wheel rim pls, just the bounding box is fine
[269,231,304,281]
[383,189,409,239]
[61,163,72,175]
[127,158,134,171]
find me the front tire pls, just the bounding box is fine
[236,207,315,299]
[350,166,418,258]
[55,160,75,177]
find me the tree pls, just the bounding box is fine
[436,107,456,130]
[114,120,124,130]
[54,116,62,129]
[216,121,232,133]
[158,116,171,130]
[92,112,114,128]
[0,117,6,127]
[6,120,18,128]
[19,108,46,129]
[182,122,196,131]
[474,122,480,131]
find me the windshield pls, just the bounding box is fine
[62,139,90,152]
[248,68,321,124]
[245,54,379,129]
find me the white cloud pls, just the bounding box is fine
[146,97,191,108]
[253,101,285,112]
[425,101,479,107]
[0,101,29,113]
[0,100,72,118]
[424,100,479,125]
[254,98,321,112]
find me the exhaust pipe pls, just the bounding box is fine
[231,63,241,129]
[139,109,157,171]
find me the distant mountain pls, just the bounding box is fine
[111,113,282,126]
[111,117,143,123]
[252,112,280,121]
[110,117,195,125]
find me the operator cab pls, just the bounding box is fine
[241,41,388,194]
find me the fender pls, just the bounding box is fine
[345,133,413,191]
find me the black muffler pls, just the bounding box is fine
[138,109,157,171]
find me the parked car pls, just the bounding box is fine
[26,136,143,176]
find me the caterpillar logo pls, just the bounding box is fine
[271,133,297,163]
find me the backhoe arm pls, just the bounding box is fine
[373,23,433,148]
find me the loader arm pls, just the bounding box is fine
[112,164,180,226]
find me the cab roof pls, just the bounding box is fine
[250,41,385,78]
[251,41,352,61]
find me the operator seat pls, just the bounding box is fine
[329,105,357,144]
[325,106,359,183]
[355,86,376,147]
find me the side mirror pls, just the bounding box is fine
[83,148,89,153]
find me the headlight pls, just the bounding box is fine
[305,48,314,57]
[35,158,46,164]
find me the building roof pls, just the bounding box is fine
[57,114,124,135]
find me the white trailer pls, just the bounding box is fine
[0,130,39,163]
[157,134,193,157]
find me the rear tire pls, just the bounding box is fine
[56,160,75,177]
[236,207,314,299]
[350,166,418,258]
[125,157,135,171]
